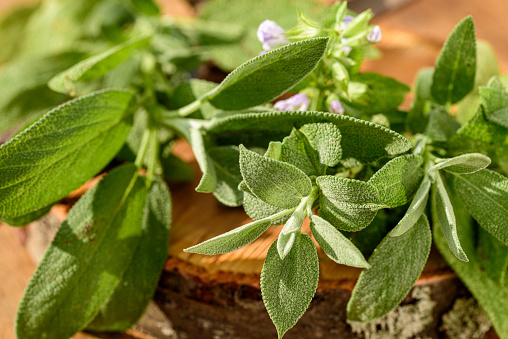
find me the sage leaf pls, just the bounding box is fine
[347,214,432,322]
[407,68,433,133]
[434,202,508,338]
[261,234,319,338]
[160,152,194,182]
[480,86,508,128]
[431,16,476,105]
[390,179,431,237]
[208,146,243,206]
[317,176,381,232]
[87,177,171,331]
[0,52,85,134]
[487,107,508,128]
[205,37,328,110]
[310,215,369,268]
[16,164,147,339]
[281,128,321,176]
[49,36,150,96]
[185,218,271,255]
[432,174,468,261]
[243,191,291,226]
[425,108,460,142]
[171,79,220,120]
[368,155,423,208]
[278,207,306,259]
[206,111,412,164]
[428,153,491,174]
[0,89,134,223]
[299,122,342,167]
[239,145,312,209]
[453,169,508,245]
[0,4,39,63]
[130,0,160,16]
[2,204,53,227]
[476,227,508,283]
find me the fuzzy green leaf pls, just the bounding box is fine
[299,122,342,167]
[347,214,432,322]
[243,191,291,225]
[310,215,369,268]
[317,176,381,232]
[280,128,321,176]
[16,164,147,339]
[205,38,328,110]
[87,177,171,331]
[239,145,312,209]
[261,234,319,338]
[407,68,433,133]
[49,36,150,96]
[487,107,508,128]
[425,108,460,142]
[368,155,423,208]
[206,111,412,164]
[480,86,508,128]
[431,16,476,104]
[476,227,508,283]
[453,169,508,245]
[0,90,134,223]
[428,153,491,174]
[432,174,468,261]
[0,52,85,134]
[390,179,431,237]
[171,79,220,120]
[434,203,508,338]
[208,146,243,206]
[185,218,271,255]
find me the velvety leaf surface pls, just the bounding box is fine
[347,214,431,322]
[171,79,220,120]
[280,129,321,176]
[299,122,342,167]
[16,164,147,339]
[87,177,171,331]
[428,153,491,175]
[239,145,312,209]
[432,174,468,261]
[0,90,134,222]
[206,38,328,110]
[368,155,423,208]
[390,179,431,237]
[206,111,412,164]
[407,68,433,133]
[208,145,243,206]
[310,215,369,268]
[261,234,319,338]
[434,201,508,338]
[425,108,460,142]
[186,218,272,255]
[431,16,476,104]
[317,176,381,232]
[476,227,508,283]
[242,191,291,226]
[453,169,508,245]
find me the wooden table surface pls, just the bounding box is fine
[1,0,507,338]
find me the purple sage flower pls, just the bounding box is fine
[274,94,310,111]
[257,20,290,51]
[367,25,382,43]
[329,100,345,115]
[339,15,355,30]
[340,38,352,56]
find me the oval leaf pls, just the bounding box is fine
[347,214,432,322]
[310,215,369,268]
[261,234,319,338]
[390,179,431,237]
[239,145,312,209]
[428,153,491,174]
[317,175,381,232]
[453,169,508,245]
[205,37,328,110]
[431,16,476,104]
[432,174,468,262]
[206,111,412,164]
[368,155,423,208]
[16,164,147,339]
[185,218,272,255]
[86,177,171,331]
[299,122,342,167]
[49,36,150,96]
[0,89,134,223]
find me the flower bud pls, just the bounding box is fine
[257,20,290,51]
[367,25,382,43]
[329,100,345,115]
[274,94,310,111]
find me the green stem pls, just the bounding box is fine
[178,99,205,117]
[135,128,151,169]
[145,126,159,187]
